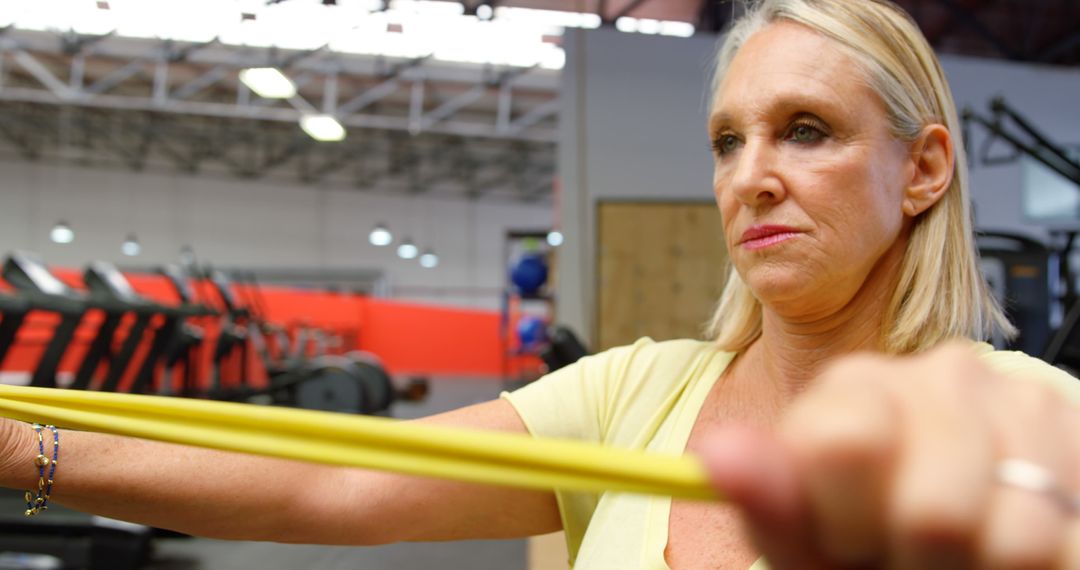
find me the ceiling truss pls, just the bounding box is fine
[0,27,558,202]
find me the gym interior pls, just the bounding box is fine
[0,1,1078,569]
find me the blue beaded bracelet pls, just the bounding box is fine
[24,424,58,517]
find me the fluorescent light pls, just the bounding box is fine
[122,234,141,256]
[419,249,438,268]
[239,67,297,99]
[637,18,661,35]
[50,221,74,244]
[615,16,695,38]
[546,230,563,247]
[300,114,346,142]
[614,17,637,33]
[369,223,393,246]
[660,21,695,38]
[397,239,418,260]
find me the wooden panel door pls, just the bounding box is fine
[596,201,728,351]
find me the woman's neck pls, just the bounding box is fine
[743,238,908,399]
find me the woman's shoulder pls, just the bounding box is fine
[606,336,732,361]
[971,342,1080,404]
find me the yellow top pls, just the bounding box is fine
[502,338,1080,570]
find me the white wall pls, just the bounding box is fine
[556,27,1080,343]
[943,56,1080,236]
[0,159,553,309]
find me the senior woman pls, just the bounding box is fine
[1,0,1078,568]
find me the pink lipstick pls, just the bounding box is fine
[739,225,802,250]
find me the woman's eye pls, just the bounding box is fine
[787,123,825,143]
[713,135,740,155]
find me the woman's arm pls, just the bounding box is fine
[0,398,562,545]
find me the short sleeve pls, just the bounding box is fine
[976,346,1080,405]
[499,337,655,561]
[500,337,655,445]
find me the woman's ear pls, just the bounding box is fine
[903,124,954,217]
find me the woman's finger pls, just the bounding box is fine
[700,425,825,569]
[885,345,995,570]
[778,356,899,565]
[978,378,1068,569]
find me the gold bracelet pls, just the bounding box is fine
[24,424,58,517]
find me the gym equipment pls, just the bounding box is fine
[0,512,152,570]
[516,315,548,348]
[2,252,94,388]
[134,264,215,396]
[0,254,173,392]
[976,232,1055,355]
[0,293,29,370]
[539,325,590,373]
[509,253,548,296]
[0,384,717,501]
[74,262,167,392]
[195,268,396,414]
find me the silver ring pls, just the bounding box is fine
[996,458,1080,515]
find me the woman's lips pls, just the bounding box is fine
[739,225,803,250]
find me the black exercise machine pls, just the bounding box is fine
[0,292,30,370]
[2,252,94,388]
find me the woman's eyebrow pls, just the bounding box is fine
[711,92,843,128]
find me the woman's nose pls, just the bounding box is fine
[727,140,786,207]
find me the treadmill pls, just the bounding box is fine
[1,252,91,388]
[0,292,30,370]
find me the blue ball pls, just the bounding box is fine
[511,254,548,295]
[517,316,548,348]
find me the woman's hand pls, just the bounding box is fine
[702,343,1080,569]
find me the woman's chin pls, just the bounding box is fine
[743,272,814,305]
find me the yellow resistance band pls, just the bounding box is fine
[0,385,717,501]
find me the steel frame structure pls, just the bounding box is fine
[0,27,558,201]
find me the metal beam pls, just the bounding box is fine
[12,50,76,99]
[423,83,486,128]
[508,98,558,133]
[86,59,146,95]
[933,0,1023,60]
[1037,29,1080,62]
[169,65,229,100]
[0,87,557,142]
[337,77,401,115]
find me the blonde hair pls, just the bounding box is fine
[706,0,1014,354]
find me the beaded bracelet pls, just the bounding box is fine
[24,424,58,517]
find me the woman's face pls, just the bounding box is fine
[710,22,913,317]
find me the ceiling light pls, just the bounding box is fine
[50,221,74,244]
[369,223,393,246]
[122,234,141,256]
[614,17,637,33]
[546,230,564,247]
[637,18,661,35]
[475,4,493,21]
[660,21,695,38]
[238,67,297,99]
[300,114,346,142]
[397,238,418,260]
[419,249,438,268]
